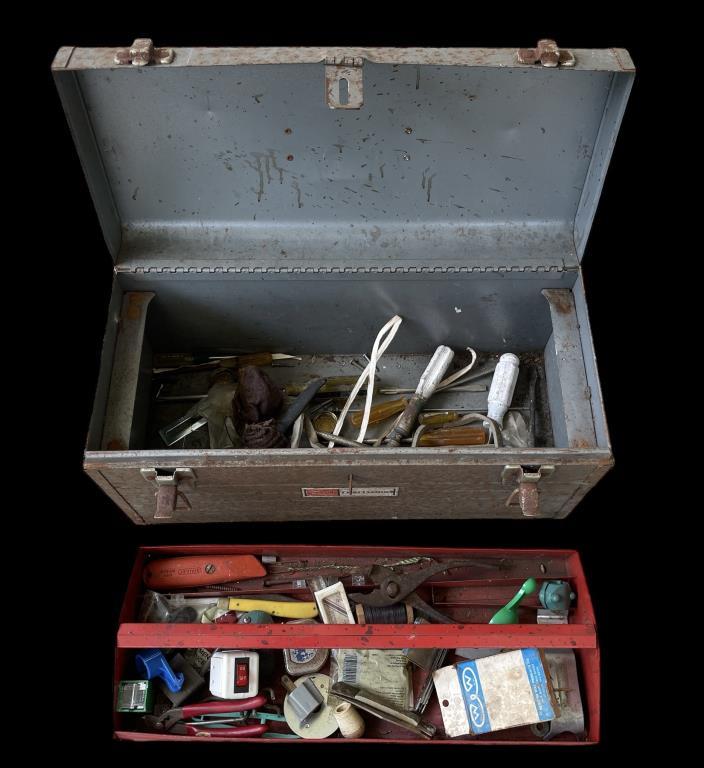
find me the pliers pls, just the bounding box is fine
[142,695,269,737]
[348,558,503,624]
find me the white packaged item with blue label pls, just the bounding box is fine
[433,649,557,738]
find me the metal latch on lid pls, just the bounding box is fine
[516,39,575,68]
[140,468,196,520]
[502,465,555,518]
[114,38,174,66]
[325,56,363,110]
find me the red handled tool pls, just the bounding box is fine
[143,555,266,590]
[143,695,269,737]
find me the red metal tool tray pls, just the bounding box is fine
[115,545,598,745]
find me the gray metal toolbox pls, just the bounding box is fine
[53,41,634,524]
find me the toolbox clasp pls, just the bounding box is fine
[516,39,575,68]
[140,468,196,520]
[114,38,174,66]
[502,465,555,518]
[325,56,363,110]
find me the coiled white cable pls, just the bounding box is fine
[329,315,403,447]
[436,346,477,391]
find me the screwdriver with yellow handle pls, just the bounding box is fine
[417,426,487,446]
[350,397,410,427]
[226,597,319,619]
[418,411,461,427]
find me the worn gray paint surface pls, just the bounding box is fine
[542,289,596,448]
[53,48,633,271]
[86,449,612,523]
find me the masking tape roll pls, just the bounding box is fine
[334,701,365,739]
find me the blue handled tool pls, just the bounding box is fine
[135,650,185,693]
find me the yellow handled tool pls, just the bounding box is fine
[227,598,318,619]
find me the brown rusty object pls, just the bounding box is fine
[516,40,575,68]
[114,38,174,66]
[517,483,540,517]
[234,366,284,429]
[155,485,192,520]
[243,419,290,449]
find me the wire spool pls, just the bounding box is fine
[355,603,413,625]
[313,411,338,433]
[334,701,366,738]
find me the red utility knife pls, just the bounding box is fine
[143,555,266,590]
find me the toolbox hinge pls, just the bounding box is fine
[502,465,555,518]
[516,39,575,68]
[140,468,196,520]
[325,57,364,110]
[114,38,174,66]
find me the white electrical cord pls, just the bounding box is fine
[329,315,403,447]
[436,346,478,391]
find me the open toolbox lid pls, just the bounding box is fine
[53,42,634,273]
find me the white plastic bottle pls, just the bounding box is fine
[487,353,520,427]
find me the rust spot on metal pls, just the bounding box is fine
[516,40,575,68]
[284,128,292,134]
[546,291,574,315]
[570,438,592,449]
[286,154,294,161]
[125,292,150,320]
[106,439,127,451]
[114,38,174,66]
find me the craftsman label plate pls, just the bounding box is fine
[301,487,399,498]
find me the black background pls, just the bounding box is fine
[40,16,651,761]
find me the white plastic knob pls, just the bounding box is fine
[487,353,520,426]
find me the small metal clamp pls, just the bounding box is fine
[140,468,196,520]
[516,39,575,68]
[115,38,174,66]
[502,464,554,517]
